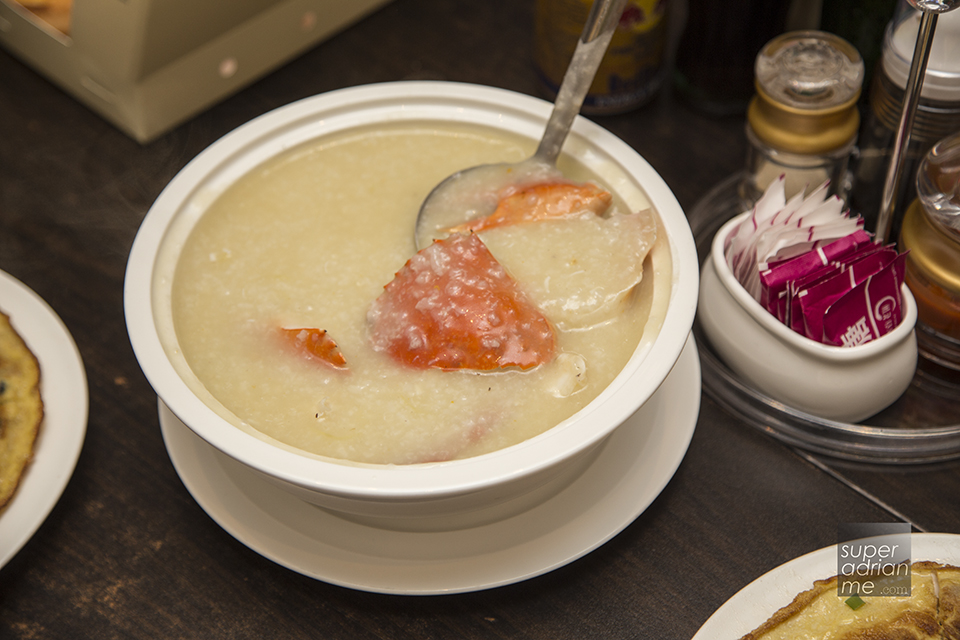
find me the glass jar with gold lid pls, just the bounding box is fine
[900,129,960,376]
[740,31,865,207]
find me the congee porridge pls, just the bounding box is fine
[167,121,670,465]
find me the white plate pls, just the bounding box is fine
[160,334,700,595]
[0,269,88,569]
[693,533,960,639]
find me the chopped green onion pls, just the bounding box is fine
[845,595,866,610]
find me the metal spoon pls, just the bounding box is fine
[414,0,628,250]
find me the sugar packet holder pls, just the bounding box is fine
[724,177,909,347]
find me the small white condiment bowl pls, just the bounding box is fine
[124,81,699,531]
[699,212,918,424]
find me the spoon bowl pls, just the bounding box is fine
[414,158,562,247]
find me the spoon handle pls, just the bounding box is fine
[534,0,628,165]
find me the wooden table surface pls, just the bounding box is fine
[1,1,957,638]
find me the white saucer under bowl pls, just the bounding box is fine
[160,334,700,595]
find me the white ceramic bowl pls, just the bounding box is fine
[124,81,699,531]
[699,212,918,423]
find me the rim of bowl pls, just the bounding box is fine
[124,81,699,501]
[710,212,917,360]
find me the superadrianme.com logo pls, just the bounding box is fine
[838,523,912,606]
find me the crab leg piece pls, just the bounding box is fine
[280,327,348,371]
[446,182,611,235]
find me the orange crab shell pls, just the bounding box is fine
[446,181,612,235]
[280,327,349,370]
[367,233,556,371]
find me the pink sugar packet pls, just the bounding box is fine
[787,263,842,331]
[797,247,900,342]
[768,237,889,328]
[787,243,891,327]
[822,253,908,346]
[759,229,873,314]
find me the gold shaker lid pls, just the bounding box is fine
[748,31,864,155]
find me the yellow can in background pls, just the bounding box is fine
[534,0,668,115]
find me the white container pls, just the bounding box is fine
[699,213,918,424]
[0,0,391,142]
[123,81,699,531]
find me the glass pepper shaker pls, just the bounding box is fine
[739,31,865,208]
[899,129,960,378]
[687,30,866,249]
